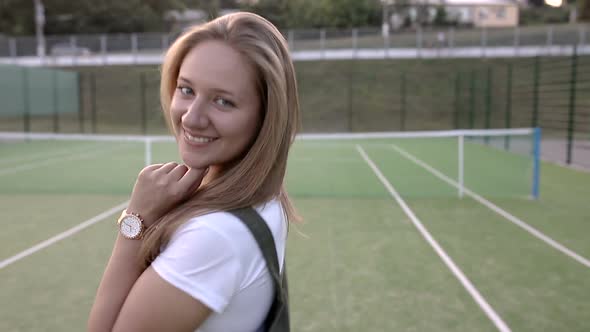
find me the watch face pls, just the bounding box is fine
[121,215,142,238]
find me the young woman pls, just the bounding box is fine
[88,12,299,332]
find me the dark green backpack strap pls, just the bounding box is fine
[228,207,290,332]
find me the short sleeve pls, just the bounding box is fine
[151,220,242,313]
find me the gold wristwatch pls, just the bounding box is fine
[117,210,145,240]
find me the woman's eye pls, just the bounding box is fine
[177,86,193,96]
[214,97,235,108]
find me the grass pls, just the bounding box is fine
[1,136,589,331]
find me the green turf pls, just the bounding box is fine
[0,136,589,331]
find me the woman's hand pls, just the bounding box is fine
[126,163,208,227]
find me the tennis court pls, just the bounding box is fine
[1,129,589,331]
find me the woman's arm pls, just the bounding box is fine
[88,236,212,332]
[88,163,208,331]
[87,235,143,332]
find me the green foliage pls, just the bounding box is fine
[44,0,185,34]
[519,6,570,25]
[243,0,382,28]
[0,0,35,35]
[580,0,590,21]
[433,6,449,26]
[0,0,185,35]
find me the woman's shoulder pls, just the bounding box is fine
[177,197,285,242]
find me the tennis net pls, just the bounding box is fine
[0,128,540,199]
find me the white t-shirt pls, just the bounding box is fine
[151,198,287,332]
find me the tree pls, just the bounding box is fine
[433,6,448,26]
[0,0,184,35]
[581,0,590,21]
[0,0,35,35]
[241,0,290,28]
[243,0,381,29]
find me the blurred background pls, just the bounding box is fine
[0,0,589,166]
[1,1,589,332]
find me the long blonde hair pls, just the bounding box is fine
[140,12,301,268]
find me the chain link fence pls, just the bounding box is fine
[0,43,588,167]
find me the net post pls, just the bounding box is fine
[458,134,464,198]
[532,127,541,200]
[145,137,152,166]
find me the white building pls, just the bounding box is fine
[385,0,521,28]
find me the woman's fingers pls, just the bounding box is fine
[178,167,208,192]
[168,164,189,181]
[155,162,179,174]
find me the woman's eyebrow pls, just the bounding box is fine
[178,75,237,97]
[177,76,192,84]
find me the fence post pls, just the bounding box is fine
[469,69,476,129]
[161,33,169,51]
[78,72,84,133]
[131,33,138,65]
[9,38,17,63]
[52,70,59,133]
[400,72,406,131]
[566,45,578,164]
[484,66,492,143]
[416,27,422,58]
[504,63,513,150]
[90,72,97,134]
[481,27,487,58]
[453,72,461,129]
[384,26,390,58]
[140,72,147,135]
[70,35,77,66]
[546,25,553,55]
[348,59,355,132]
[449,27,455,48]
[352,28,358,59]
[22,67,30,133]
[320,29,326,60]
[513,26,520,57]
[288,30,294,51]
[532,56,540,128]
[100,34,107,65]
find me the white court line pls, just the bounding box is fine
[356,145,511,332]
[390,144,590,269]
[0,142,99,166]
[0,201,128,270]
[0,144,131,177]
[291,156,361,163]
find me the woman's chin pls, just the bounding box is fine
[180,156,210,170]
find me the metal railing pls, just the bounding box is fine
[0,24,588,59]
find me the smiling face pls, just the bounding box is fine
[170,40,262,173]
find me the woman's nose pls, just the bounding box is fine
[182,97,209,129]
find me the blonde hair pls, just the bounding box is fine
[139,12,300,268]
